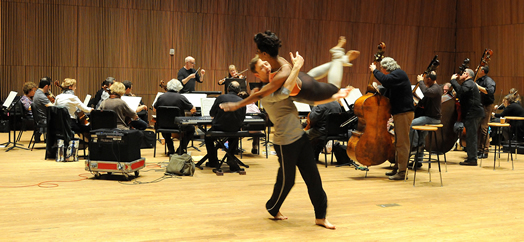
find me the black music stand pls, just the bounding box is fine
[224,78,247,93]
[1,92,29,152]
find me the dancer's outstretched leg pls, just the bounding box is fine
[307,36,359,88]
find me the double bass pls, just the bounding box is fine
[423,59,469,153]
[346,42,396,167]
[473,48,494,83]
[413,55,440,117]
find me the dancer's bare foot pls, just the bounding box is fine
[335,36,346,49]
[347,50,360,63]
[271,212,288,220]
[315,218,336,230]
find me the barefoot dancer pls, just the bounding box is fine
[220,30,359,111]
[253,52,336,229]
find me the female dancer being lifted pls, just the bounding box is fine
[220,30,359,111]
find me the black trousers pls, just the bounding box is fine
[464,116,482,161]
[266,133,327,219]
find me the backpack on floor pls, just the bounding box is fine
[166,153,195,176]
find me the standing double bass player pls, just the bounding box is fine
[370,57,415,180]
[450,69,484,166]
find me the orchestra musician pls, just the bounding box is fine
[122,80,148,123]
[493,93,524,142]
[220,31,356,112]
[153,79,196,155]
[475,65,496,159]
[218,65,245,94]
[306,100,344,162]
[88,77,114,109]
[20,82,37,118]
[495,88,519,110]
[54,78,93,137]
[248,50,335,229]
[33,77,55,141]
[99,82,148,131]
[370,57,415,180]
[450,69,485,166]
[409,71,442,169]
[178,56,205,93]
[204,81,246,171]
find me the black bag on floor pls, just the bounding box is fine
[332,142,351,165]
[141,130,155,149]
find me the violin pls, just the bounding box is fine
[54,80,90,126]
[346,42,396,167]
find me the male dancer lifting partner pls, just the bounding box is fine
[220,30,359,111]
[246,49,337,229]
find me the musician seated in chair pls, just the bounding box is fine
[99,82,148,131]
[122,80,148,124]
[204,81,246,171]
[305,100,344,162]
[493,94,524,142]
[409,71,442,168]
[54,78,94,139]
[153,79,196,155]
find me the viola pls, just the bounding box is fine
[346,42,396,167]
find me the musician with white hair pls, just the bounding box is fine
[153,79,196,155]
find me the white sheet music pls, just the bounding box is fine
[151,92,164,107]
[412,85,424,100]
[83,94,91,106]
[2,91,18,109]
[121,96,142,111]
[200,98,216,116]
[341,88,363,111]
[293,101,311,112]
[182,93,207,107]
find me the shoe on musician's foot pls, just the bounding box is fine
[167,150,175,156]
[478,153,488,159]
[459,159,478,166]
[389,171,406,180]
[251,147,259,155]
[385,169,397,176]
[408,161,423,169]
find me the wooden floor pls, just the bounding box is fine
[1,131,524,241]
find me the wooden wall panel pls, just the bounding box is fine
[2,0,462,110]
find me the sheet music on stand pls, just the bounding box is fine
[2,91,18,110]
[200,98,216,116]
[293,101,311,113]
[121,96,142,111]
[83,94,91,106]
[181,93,207,108]
[341,88,363,111]
[151,92,165,107]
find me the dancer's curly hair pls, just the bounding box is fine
[254,30,282,57]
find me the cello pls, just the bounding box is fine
[346,42,396,167]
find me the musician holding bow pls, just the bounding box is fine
[450,69,484,166]
[370,57,415,180]
[54,78,93,136]
[475,65,496,159]
[178,56,205,93]
[409,71,442,168]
